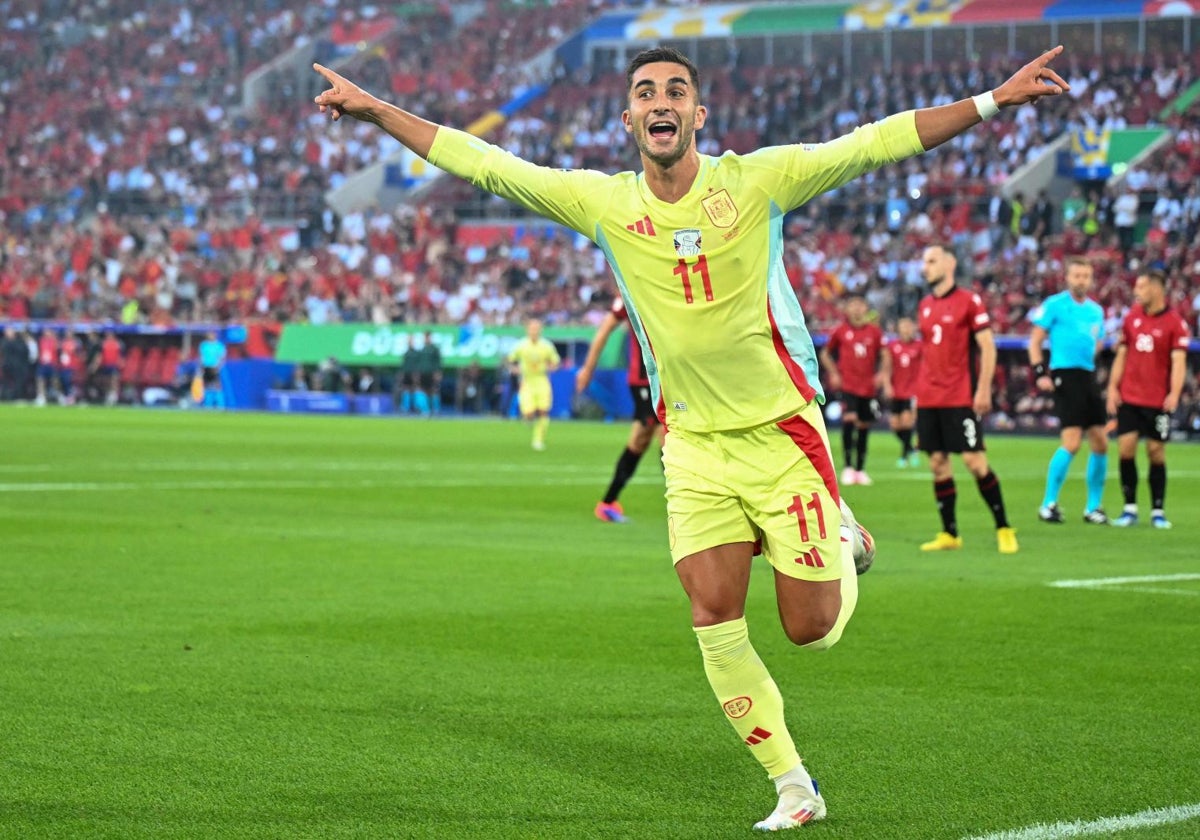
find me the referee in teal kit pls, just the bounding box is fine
[1028,256,1109,524]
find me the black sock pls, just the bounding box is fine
[934,479,958,536]
[602,447,643,504]
[976,470,1010,529]
[897,428,913,457]
[842,423,856,469]
[855,427,869,471]
[1148,462,1166,511]
[1120,458,1138,507]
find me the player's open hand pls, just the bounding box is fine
[994,45,1070,107]
[1106,390,1121,416]
[313,63,377,122]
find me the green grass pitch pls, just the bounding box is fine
[1,406,1197,839]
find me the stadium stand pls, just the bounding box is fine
[1,1,1198,422]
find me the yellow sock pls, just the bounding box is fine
[695,617,801,777]
[533,415,549,445]
[801,539,859,651]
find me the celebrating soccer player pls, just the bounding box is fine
[507,318,561,451]
[314,44,1065,828]
[1106,269,1190,529]
[881,316,922,467]
[819,293,883,486]
[1028,257,1110,524]
[915,244,1018,554]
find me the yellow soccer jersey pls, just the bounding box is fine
[508,337,561,381]
[430,116,924,432]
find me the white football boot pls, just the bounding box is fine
[753,777,827,832]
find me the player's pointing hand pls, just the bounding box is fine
[994,45,1070,106]
[313,63,377,122]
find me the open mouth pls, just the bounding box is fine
[648,120,677,139]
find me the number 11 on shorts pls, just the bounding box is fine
[787,492,827,542]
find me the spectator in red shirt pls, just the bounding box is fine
[35,330,58,407]
[58,331,81,406]
[915,244,1017,554]
[1106,269,1191,529]
[880,316,923,467]
[96,330,124,406]
[819,293,883,486]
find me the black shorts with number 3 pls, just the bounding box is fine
[916,406,986,454]
[1116,403,1171,442]
[841,394,879,424]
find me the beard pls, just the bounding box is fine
[636,123,692,167]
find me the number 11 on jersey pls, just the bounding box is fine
[674,255,714,304]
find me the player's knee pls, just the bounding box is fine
[780,607,839,648]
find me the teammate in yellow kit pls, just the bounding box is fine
[507,318,561,450]
[314,45,1067,830]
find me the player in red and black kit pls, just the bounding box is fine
[1106,269,1190,529]
[880,316,922,467]
[915,244,1018,554]
[819,293,883,486]
[576,296,663,523]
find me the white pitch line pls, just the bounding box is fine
[0,475,662,493]
[964,801,1200,840]
[1049,573,1200,588]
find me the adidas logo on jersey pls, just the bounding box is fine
[626,215,656,236]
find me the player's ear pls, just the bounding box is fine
[694,104,707,130]
[621,109,632,133]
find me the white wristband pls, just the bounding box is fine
[972,91,999,120]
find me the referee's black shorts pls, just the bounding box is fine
[1051,368,1106,429]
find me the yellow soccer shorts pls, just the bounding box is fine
[518,377,552,416]
[662,400,844,582]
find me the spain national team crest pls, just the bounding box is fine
[673,228,702,257]
[701,189,738,228]
[723,696,753,719]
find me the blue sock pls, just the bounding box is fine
[1086,452,1108,512]
[1042,447,1074,508]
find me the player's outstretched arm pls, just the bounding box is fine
[313,63,438,159]
[914,45,1069,151]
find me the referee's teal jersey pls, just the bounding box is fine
[1030,291,1104,371]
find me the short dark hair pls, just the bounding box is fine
[1065,255,1091,270]
[1140,268,1167,287]
[625,47,700,95]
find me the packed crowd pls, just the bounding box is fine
[2,4,1199,415]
